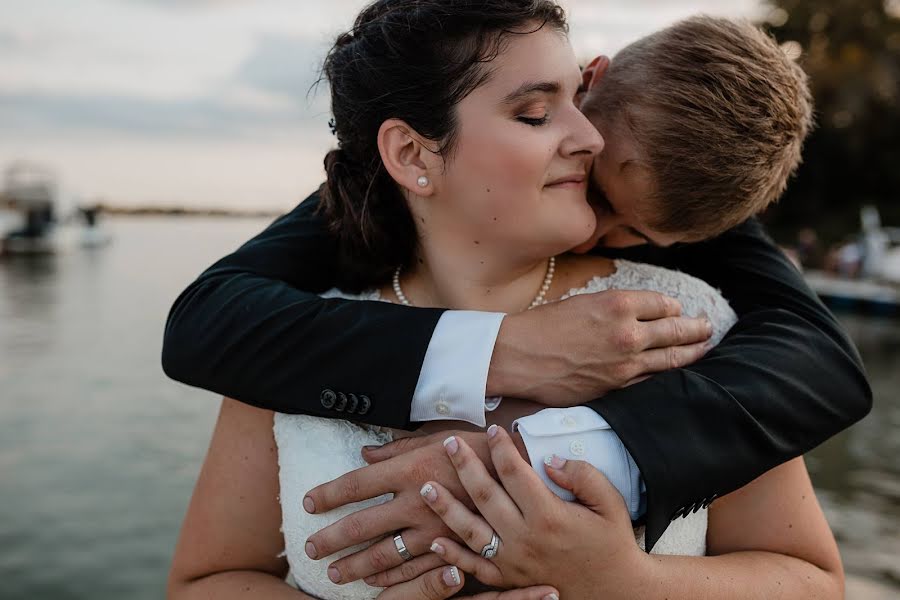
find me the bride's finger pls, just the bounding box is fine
[363,552,447,588]
[486,426,554,518]
[442,435,523,528]
[429,537,503,587]
[375,566,464,600]
[469,587,560,600]
[419,480,496,555]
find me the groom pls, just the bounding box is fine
[162,15,870,585]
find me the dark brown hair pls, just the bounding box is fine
[582,16,814,238]
[319,0,567,291]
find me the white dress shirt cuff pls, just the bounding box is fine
[410,311,505,427]
[513,407,645,520]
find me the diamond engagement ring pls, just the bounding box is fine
[393,533,413,561]
[480,532,501,559]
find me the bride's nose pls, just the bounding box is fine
[560,109,604,157]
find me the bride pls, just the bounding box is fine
[167,1,842,598]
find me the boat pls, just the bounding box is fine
[0,162,60,255]
[804,206,900,316]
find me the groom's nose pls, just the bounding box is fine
[599,227,649,248]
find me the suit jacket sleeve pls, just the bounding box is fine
[161,190,445,428]
[589,218,872,550]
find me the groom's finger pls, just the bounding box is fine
[304,461,395,514]
[328,524,442,583]
[362,434,435,464]
[612,290,682,320]
[639,341,709,374]
[362,551,447,588]
[375,566,465,600]
[306,499,411,560]
[640,314,712,350]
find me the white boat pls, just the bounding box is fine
[1,162,59,255]
[804,206,900,316]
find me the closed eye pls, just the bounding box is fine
[517,115,549,126]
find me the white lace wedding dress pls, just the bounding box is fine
[275,259,738,599]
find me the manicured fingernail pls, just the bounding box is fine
[420,483,437,502]
[362,445,379,452]
[443,566,461,587]
[305,541,318,559]
[544,594,560,600]
[364,575,376,585]
[430,541,445,555]
[303,496,316,514]
[328,566,341,583]
[443,436,459,455]
[544,454,567,469]
[487,424,499,438]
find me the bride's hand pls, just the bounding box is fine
[375,565,558,600]
[420,426,650,599]
[303,430,529,585]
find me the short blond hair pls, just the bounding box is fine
[582,16,814,237]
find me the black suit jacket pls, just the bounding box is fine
[161,190,871,550]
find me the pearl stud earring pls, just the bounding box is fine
[417,176,429,188]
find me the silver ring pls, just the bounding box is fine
[393,534,413,561]
[480,532,500,559]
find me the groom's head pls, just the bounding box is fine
[577,16,813,249]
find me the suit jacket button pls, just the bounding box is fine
[320,389,337,409]
[358,395,371,415]
[335,392,348,412]
[347,393,359,414]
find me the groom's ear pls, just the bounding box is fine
[582,55,611,92]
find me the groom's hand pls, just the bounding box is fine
[487,289,712,406]
[302,431,506,586]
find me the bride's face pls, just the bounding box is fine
[426,27,604,260]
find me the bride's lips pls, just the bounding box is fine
[544,174,587,189]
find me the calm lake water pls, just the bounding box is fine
[1,216,898,599]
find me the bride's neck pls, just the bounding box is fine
[397,242,552,313]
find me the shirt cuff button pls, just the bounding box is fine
[570,440,586,456]
[436,402,450,416]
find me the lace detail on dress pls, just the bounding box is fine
[562,260,736,347]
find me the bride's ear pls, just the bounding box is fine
[378,119,440,197]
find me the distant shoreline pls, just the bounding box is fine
[96,205,284,218]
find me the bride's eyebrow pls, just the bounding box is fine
[501,81,561,105]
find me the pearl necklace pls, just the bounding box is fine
[391,256,556,311]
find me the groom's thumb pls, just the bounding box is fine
[544,456,625,516]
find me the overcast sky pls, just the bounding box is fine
[0,0,765,210]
